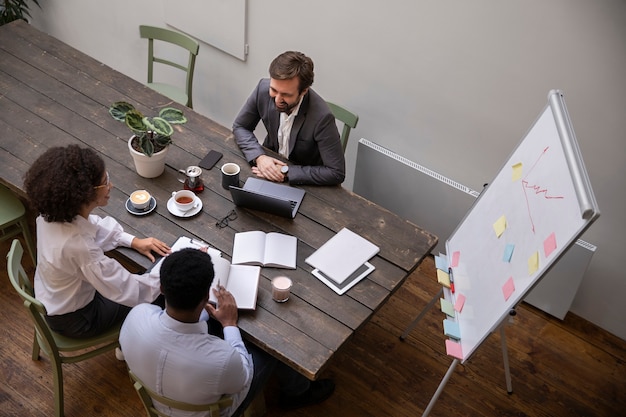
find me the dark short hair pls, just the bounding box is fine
[23,145,105,223]
[269,51,314,93]
[160,248,215,310]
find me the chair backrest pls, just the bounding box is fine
[129,370,233,417]
[326,101,359,153]
[7,239,61,359]
[139,25,199,108]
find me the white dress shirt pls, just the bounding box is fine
[120,304,253,417]
[34,214,161,315]
[277,95,304,158]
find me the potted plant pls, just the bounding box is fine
[109,101,186,178]
[0,0,41,26]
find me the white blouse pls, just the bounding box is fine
[34,214,161,316]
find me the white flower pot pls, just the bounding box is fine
[127,136,169,178]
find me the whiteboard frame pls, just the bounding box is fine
[444,90,600,363]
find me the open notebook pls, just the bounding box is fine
[153,236,260,309]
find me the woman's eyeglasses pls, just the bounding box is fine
[93,172,110,189]
[215,209,237,229]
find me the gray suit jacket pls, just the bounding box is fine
[232,78,345,185]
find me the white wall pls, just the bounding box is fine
[30,0,626,340]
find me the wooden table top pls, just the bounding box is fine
[0,20,437,380]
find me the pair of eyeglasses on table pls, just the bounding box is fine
[216,209,237,229]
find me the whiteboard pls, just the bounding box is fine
[165,0,247,61]
[445,90,599,363]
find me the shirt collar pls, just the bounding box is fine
[160,309,209,334]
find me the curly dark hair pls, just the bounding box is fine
[23,145,105,223]
[269,51,314,93]
[160,248,215,310]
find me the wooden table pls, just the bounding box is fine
[0,21,437,380]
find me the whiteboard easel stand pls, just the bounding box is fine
[400,293,515,416]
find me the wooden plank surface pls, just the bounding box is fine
[0,20,437,380]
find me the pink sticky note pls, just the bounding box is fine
[454,294,466,312]
[445,339,463,360]
[502,277,515,301]
[450,251,460,267]
[544,232,557,257]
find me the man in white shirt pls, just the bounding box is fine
[120,248,335,417]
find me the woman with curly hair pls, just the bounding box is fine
[23,145,170,339]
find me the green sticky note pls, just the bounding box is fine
[440,298,455,317]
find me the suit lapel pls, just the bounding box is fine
[289,92,309,154]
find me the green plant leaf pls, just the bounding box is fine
[144,117,174,137]
[125,109,148,133]
[109,102,136,122]
[138,135,154,157]
[154,135,173,147]
[159,107,187,124]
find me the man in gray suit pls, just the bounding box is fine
[232,51,345,186]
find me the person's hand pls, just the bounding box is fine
[131,237,171,263]
[206,286,238,327]
[252,155,286,182]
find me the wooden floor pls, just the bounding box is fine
[1,236,625,417]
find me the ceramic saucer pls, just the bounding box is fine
[125,196,156,216]
[167,195,202,217]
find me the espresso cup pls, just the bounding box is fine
[129,189,151,210]
[221,163,240,190]
[171,190,196,211]
[271,276,293,303]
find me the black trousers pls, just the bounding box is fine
[45,293,165,339]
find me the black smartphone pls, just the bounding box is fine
[198,150,223,170]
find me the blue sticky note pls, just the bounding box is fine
[443,319,461,340]
[503,243,515,262]
[435,254,449,271]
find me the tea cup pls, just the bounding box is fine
[171,190,196,212]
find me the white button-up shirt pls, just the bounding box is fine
[34,214,161,315]
[277,95,304,158]
[120,304,253,417]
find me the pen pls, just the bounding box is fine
[448,267,455,294]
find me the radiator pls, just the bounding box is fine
[353,138,595,319]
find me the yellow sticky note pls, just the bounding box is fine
[512,162,523,181]
[528,251,539,275]
[493,215,507,238]
[437,268,451,288]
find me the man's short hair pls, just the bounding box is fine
[160,248,215,310]
[269,51,314,93]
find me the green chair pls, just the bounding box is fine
[139,25,200,108]
[7,239,121,417]
[0,184,36,265]
[129,370,233,417]
[326,101,359,153]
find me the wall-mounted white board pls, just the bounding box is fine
[165,0,247,61]
[445,90,599,363]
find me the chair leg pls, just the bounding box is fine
[243,391,266,417]
[51,358,64,417]
[18,218,37,265]
[31,330,40,360]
